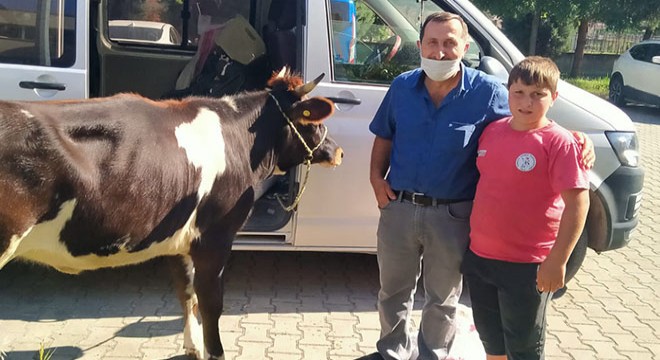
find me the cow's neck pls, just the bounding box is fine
[209,91,286,184]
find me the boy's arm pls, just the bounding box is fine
[537,188,590,293]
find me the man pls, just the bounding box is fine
[366,12,592,360]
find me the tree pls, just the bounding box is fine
[569,0,659,77]
[567,0,603,77]
[471,0,574,56]
[474,0,659,76]
[600,0,660,39]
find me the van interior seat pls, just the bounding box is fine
[263,0,297,70]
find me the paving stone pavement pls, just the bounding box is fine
[0,106,659,360]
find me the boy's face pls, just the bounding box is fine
[508,79,558,125]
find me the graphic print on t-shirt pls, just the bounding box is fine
[515,153,536,172]
[451,123,476,148]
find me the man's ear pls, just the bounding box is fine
[290,97,335,125]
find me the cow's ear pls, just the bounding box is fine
[290,97,335,125]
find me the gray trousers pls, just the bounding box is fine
[376,198,472,360]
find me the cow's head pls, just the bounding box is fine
[267,68,343,173]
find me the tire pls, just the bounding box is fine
[565,231,587,283]
[609,74,626,107]
[552,231,588,300]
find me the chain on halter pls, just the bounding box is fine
[268,93,328,211]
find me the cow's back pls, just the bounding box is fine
[0,95,208,272]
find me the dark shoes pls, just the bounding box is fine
[355,352,385,360]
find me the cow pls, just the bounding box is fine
[0,69,343,360]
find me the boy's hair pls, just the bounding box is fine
[420,12,469,41]
[508,56,560,93]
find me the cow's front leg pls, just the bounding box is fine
[167,255,205,359]
[190,234,233,360]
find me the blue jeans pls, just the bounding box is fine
[375,198,472,360]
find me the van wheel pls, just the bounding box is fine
[552,231,588,299]
[565,231,588,283]
[609,74,626,107]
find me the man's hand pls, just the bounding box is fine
[370,137,395,208]
[371,177,396,209]
[537,256,566,293]
[571,131,595,169]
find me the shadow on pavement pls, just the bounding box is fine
[2,346,83,360]
[0,252,382,321]
[623,104,660,124]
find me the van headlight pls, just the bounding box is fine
[605,131,639,167]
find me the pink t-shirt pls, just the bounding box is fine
[469,117,589,263]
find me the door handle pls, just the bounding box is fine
[19,81,66,91]
[326,96,362,105]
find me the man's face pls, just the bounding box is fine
[417,19,469,61]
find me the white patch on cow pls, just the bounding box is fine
[11,200,77,272]
[14,201,203,274]
[0,227,33,270]
[175,108,227,201]
[20,109,34,118]
[182,256,205,359]
[222,97,238,113]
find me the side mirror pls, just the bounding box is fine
[478,56,509,84]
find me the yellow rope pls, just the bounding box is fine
[268,93,328,211]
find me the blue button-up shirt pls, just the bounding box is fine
[369,66,510,200]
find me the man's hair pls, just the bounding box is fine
[420,12,469,41]
[508,56,560,93]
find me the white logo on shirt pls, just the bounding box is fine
[516,153,536,172]
[454,124,476,148]
[477,149,487,157]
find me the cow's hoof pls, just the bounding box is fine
[184,348,203,360]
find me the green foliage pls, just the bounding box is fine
[598,0,660,33]
[502,13,573,57]
[38,342,55,360]
[472,0,658,56]
[335,43,419,84]
[355,1,374,40]
[472,0,575,56]
[355,0,394,43]
[565,76,609,98]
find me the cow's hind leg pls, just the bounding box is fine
[168,255,205,359]
[190,233,233,360]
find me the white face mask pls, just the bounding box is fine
[420,56,462,81]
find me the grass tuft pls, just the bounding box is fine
[38,342,55,360]
[564,76,610,99]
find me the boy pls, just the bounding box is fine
[461,56,590,360]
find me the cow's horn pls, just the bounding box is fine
[295,73,325,96]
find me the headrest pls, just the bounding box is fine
[214,15,266,65]
[268,0,297,30]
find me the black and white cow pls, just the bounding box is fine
[0,70,343,359]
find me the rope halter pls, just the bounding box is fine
[268,92,328,211]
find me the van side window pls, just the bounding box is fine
[0,0,76,67]
[329,1,482,85]
[106,0,249,48]
[331,0,416,85]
